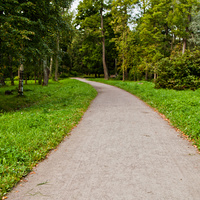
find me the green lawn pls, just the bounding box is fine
[89,78,200,148]
[0,79,97,198]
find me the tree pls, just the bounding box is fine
[111,0,139,80]
[75,0,110,79]
[168,0,198,54]
[189,9,200,46]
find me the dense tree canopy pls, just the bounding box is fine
[1,0,200,90]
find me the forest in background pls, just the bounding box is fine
[1,0,200,91]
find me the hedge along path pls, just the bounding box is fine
[7,78,200,200]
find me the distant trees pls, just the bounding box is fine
[1,0,200,90]
[0,0,73,93]
[74,0,114,79]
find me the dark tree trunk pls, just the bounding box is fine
[25,73,27,85]
[182,11,191,55]
[43,57,50,86]
[9,55,14,86]
[122,55,125,81]
[100,6,109,80]
[145,70,148,81]
[115,58,118,76]
[18,63,24,95]
[38,60,43,85]
[55,35,59,81]
[49,56,53,78]
[0,76,5,86]
[182,38,187,55]
[34,68,37,84]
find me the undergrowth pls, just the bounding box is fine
[0,79,97,198]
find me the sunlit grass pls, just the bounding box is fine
[0,79,97,198]
[90,78,200,148]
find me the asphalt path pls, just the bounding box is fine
[7,78,200,200]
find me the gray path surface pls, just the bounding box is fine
[7,79,200,200]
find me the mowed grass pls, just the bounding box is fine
[90,78,200,148]
[0,79,97,198]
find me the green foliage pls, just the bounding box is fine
[0,79,97,198]
[74,0,113,77]
[155,48,200,90]
[89,78,200,148]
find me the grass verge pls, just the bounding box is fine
[0,79,97,198]
[89,78,200,148]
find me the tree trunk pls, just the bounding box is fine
[145,70,148,81]
[38,60,43,85]
[100,6,109,80]
[115,58,118,76]
[25,73,27,85]
[0,76,5,86]
[171,34,175,50]
[9,55,14,86]
[154,72,157,81]
[49,56,53,78]
[182,38,187,54]
[55,34,59,81]
[18,62,24,95]
[34,65,37,84]
[43,57,50,86]
[122,55,125,81]
[182,11,191,55]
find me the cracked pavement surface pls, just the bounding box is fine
[7,78,200,200]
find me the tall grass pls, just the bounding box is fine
[90,78,200,148]
[0,79,97,198]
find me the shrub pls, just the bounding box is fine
[14,76,19,81]
[59,73,69,78]
[155,49,200,90]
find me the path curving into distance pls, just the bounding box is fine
[8,78,200,200]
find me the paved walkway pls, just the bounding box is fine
[8,79,200,199]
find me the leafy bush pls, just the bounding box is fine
[14,76,19,81]
[59,73,69,78]
[155,49,200,90]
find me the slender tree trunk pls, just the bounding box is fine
[55,34,59,81]
[145,70,148,81]
[182,12,191,55]
[122,55,125,81]
[9,55,14,86]
[0,75,5,86]
[115,58,117,76]
[154,72,157,82]
[25,73,27,85]
[43,57,50,86]
[49,56,53,78]
[18,62,24,95]
[38,60,42,85]
[171,34,175,50]
[182,38,187,54]
[100,6,109,80]
[34,66,37,84]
